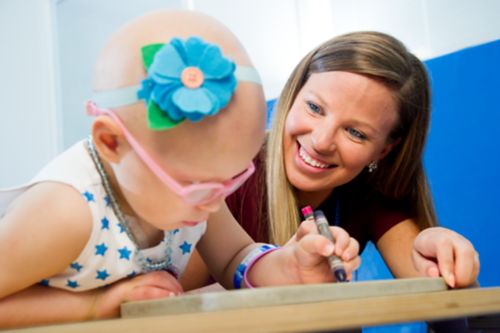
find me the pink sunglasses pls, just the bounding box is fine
[86,101,255,206]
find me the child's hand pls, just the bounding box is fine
[285,220,360,283]
[94,270,183,319]
[412,227,480,288]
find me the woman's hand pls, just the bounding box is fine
[94,270,184,319]
[412,227,479,288]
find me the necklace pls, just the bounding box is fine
[86,136,176,274]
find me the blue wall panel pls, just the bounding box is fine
[424,39,500,288]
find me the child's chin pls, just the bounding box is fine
[181,220,203,227]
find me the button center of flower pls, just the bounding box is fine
[181,67,204,89]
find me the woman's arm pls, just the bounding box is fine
[376,219,421,278]
[377,220,480,287]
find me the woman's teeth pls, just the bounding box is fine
[299,147,330,169]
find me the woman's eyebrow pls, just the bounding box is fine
[304,90,329,107]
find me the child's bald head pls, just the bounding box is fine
[90,10,265,188]
[92,10,253,90]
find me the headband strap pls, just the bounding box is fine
[90,36,262,131]
[92,65,261,109]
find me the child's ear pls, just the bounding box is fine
[91,116,127,164]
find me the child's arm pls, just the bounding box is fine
[412,227,480,288]
[197,203,360,288]
[0,182,186,328]
[0,182,92,299]
[0,270,182,328]
[0,284,97,327]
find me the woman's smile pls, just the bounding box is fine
[295,141,337,174]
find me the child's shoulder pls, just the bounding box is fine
[32,139,100,188]
[0,180,94,296]
[1,139,101,219]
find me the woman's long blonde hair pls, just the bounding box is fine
[266,31,437,245]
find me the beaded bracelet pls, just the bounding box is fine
[233,244,280,289]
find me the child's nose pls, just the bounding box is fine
[196,197,224,213]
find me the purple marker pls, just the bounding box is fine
[313,209,347,282]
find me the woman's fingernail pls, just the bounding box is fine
[448,273,456,288]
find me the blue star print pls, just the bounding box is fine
[104,196,111,207]
[179,241,192,255]
[40,279,50,286]
[127,271,137,279]
[70,262,83,272]
[82,191,94,202]
[67,280,79,289]
[101,217,110,230]
[172,229,180,234]
[95,243,108,256]
[117,223,125,233]
[118,246,132,260]
[96,269,110,281]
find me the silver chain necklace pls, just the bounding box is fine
[86,136,176,274]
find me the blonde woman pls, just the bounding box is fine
[227,31,479,289]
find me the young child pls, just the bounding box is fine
[0,10,360,327]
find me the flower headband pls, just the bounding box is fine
[91,36,262,130]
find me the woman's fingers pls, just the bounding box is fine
[453,240,480,287]
[295,225,360,278]
[413,227,480,288]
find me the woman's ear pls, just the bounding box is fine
[91,116,128,164]
[378,137,401,160]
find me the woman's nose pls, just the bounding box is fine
[311,125,337,154]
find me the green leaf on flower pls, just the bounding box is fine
[141,44,165,70]
[147,100,183,130]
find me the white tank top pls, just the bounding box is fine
[0,140,206,291]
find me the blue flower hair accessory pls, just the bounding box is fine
[90,36,262,131]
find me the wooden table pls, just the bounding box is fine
[6,278,500,333]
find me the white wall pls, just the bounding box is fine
[1,0,499,187]
[55,0,184,151]
[0,0,59,187]
[328,0,500,60]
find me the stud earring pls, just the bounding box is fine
[368,161,378,173]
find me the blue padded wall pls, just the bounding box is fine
[424,39,500,288]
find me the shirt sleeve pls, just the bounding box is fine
[368,197,410,244]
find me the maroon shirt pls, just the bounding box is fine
[226,153,409,253]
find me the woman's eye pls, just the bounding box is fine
[306,101,321,114]
[347,127,367,140]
